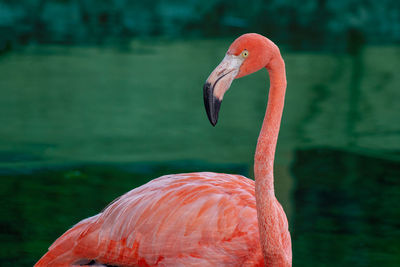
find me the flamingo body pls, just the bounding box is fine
[36,33,292,266]
[35,172,285,266]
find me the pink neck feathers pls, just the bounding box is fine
[254,53,286,192]
[254,50,288,266]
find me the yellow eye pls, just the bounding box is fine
[241,50,249,58]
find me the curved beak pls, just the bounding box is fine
[203,54,244,126]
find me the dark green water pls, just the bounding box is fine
[0,40,399,266]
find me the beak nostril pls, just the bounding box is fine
[217,69,224,76]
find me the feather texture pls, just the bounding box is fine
[35,172,275,266]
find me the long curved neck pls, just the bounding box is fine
[254,53,288,265]
[254,54,286,192]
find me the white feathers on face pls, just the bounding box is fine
[219,53,246,78]
[208,54,246,100]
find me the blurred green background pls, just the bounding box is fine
[1,0,399,266]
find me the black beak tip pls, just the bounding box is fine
[203,82,221,127]
[210,117,217,127]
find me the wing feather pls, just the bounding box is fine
[35,172,264,266]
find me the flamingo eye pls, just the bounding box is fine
[241,50,249,58]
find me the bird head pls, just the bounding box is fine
[203,33,279,126]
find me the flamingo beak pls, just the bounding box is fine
[203,54,244,126]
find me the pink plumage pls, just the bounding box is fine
[36,173,269,266]
[35,33,292,266]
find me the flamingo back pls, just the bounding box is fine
[35,172,264,266]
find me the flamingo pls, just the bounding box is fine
[35,33,291,267]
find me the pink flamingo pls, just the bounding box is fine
[35,33,291,267]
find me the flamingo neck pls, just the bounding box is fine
[254,54,288,265]
[254,54,286,192]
